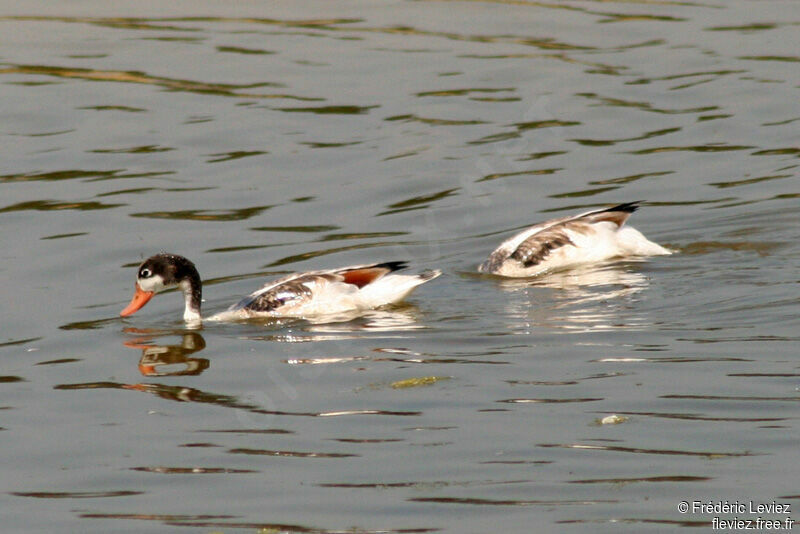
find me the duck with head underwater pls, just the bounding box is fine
[478,202,671,277]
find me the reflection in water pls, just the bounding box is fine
[245,307,428,343]
[123,332,209,376]
[373,347,510,366]
[55,381,249,407]
[494,263,652,333]
[307,307,427,332]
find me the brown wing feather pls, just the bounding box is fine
[341,267,389,288]
[511,228,575,268]
[337,261,407,288]
[241,278,315,312]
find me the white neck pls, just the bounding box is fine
[180,280,202,325]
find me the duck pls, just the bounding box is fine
[478,202,671,277]
[120,253,441,324]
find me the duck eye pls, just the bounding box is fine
[139,268,152,278]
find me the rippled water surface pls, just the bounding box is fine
[2,1,799,532]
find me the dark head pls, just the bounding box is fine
[120,254,202,322]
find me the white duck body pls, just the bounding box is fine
[478,202,671,277]
[209,262,440,321]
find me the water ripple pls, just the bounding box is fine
[661,394,800,402]
[0,200,124,213]
[593,411,790,423]
[558,518,706,528]
[568,475,711,484]
[409,496,616,506]
[130,205,273,221]
[570,126,681,147]
[507,372,629,386]
[499,397,603,404]
[12,490,143,499]
[55,381,422,417]
[0,64,319,100]
[378,188,459,216]
[276,105,378,115]
[0,169,173,183]
[130,466,256,474]
[228,448,357,458]
[538,443,755,458]
[577,92,719,114]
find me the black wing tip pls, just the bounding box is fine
[605,201,643,214]
[373,260,409,272]
[418,269,442,281]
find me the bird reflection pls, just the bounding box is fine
[307,307,425,332]
[494,262,652,333]
[244,307,427,343]
[123,331,210,376]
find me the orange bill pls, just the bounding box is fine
[120,286,155,317]
[138,363,157,376]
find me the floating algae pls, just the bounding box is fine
[390,376,450,389]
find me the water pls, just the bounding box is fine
[1,1,799,532]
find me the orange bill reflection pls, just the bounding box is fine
[123,331,209,376]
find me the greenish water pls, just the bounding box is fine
[1,2,798,533]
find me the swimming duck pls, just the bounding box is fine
[120,253,440,324]
[478,202,671,277]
